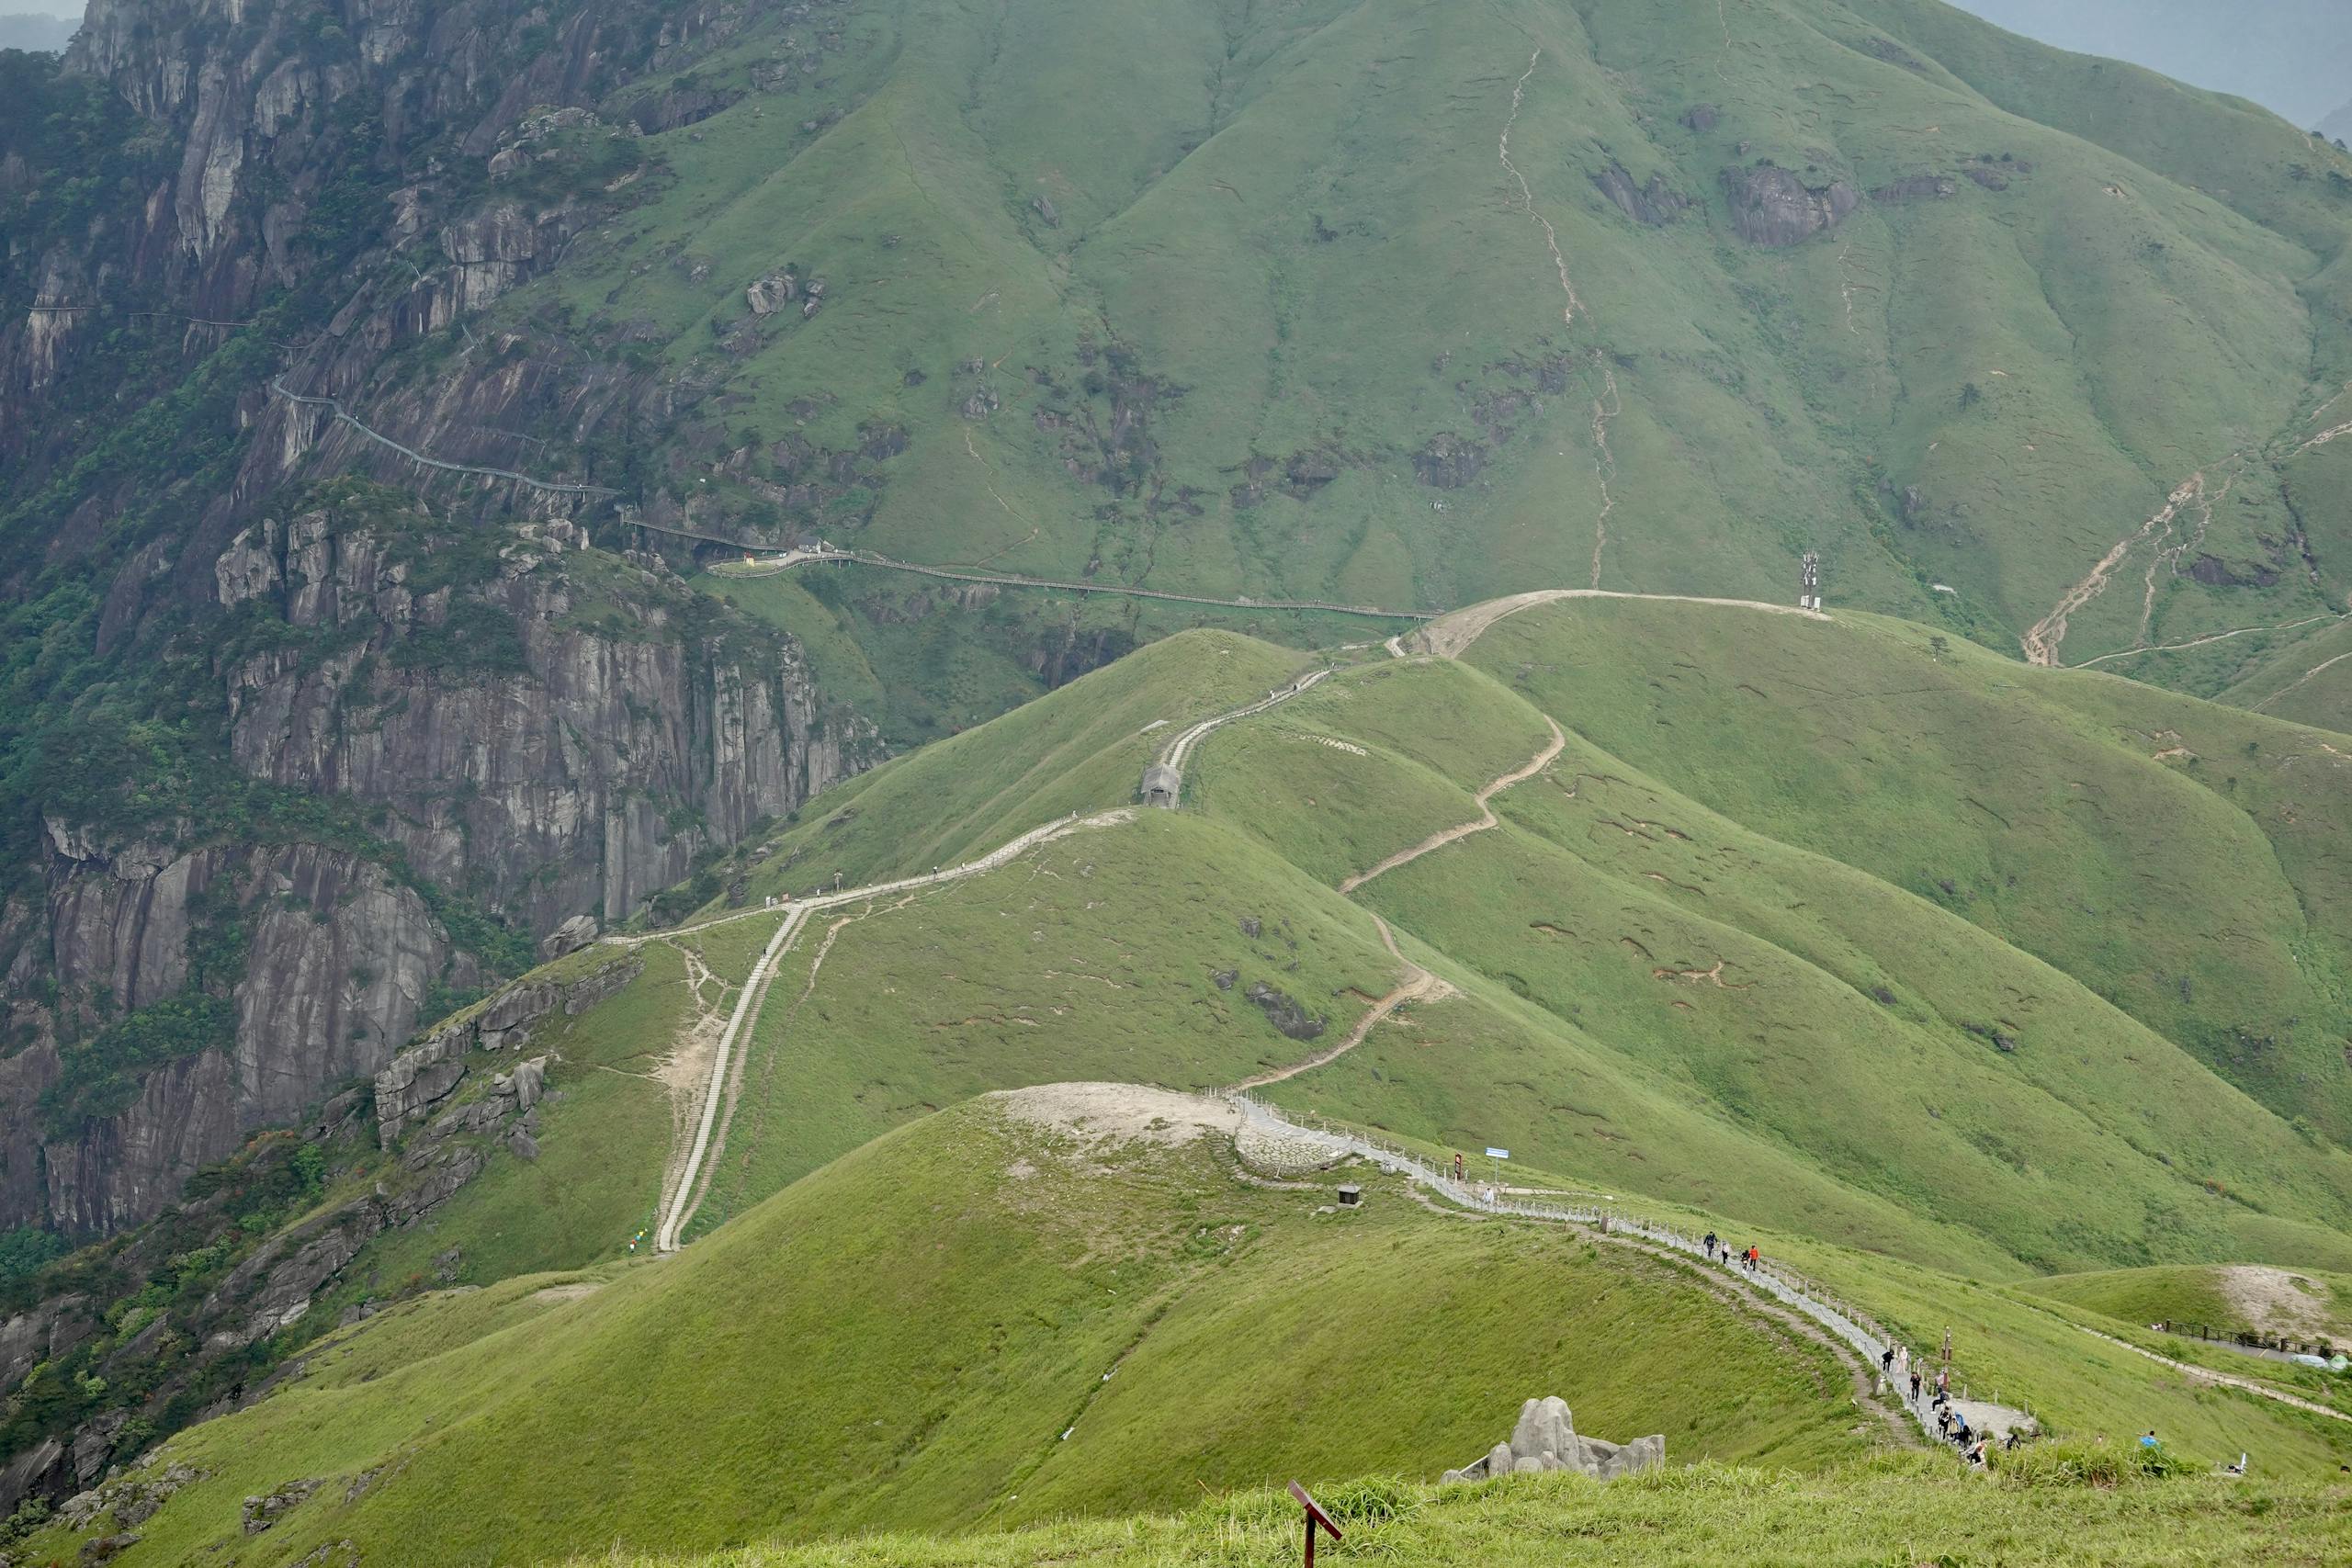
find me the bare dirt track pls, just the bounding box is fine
[1339,716,1567,893]
[1416,588,1825,660]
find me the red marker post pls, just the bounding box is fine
[1288,1480,1343,1567]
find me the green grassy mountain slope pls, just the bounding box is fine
[611,1458,2350,1568]
[668,604,2352,1277]
[22,592,2352,1562]
[415,0,2352,691]
[31,1092,1874,1566]
[1444,596,2352,1145]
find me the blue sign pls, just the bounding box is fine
[1485,1147,1510,1159]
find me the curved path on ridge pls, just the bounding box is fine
[1338,716,1566,894]
[1227,1093,2032,1453]
[1159,667,1335,778]
[646,808,1133,1251]
[1415,586,1826,660]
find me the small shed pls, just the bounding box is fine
[1139,763,1182,808]
[1336,1183,1363,1208]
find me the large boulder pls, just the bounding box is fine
[1439,1395,1664,1483]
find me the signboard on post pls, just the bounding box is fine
[1288,1480,1342,1567]
[1485,1147,1510,1159]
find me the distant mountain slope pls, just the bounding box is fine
[10,0,2352,1249]
[460,0,2352,669]
[2324,98,2352,143]
[671,600,2352,1274]
[0,12,74,50]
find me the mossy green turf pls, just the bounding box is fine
[505,602,2352,1285]
[38,1104,1871,1566]
[433,0,2352,705]
[1457,598,2352,1147]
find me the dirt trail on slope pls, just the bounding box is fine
[1417,588,1826,660]
[1499,49,1583,328]
[1339,716,1566,893]
[1588,355,1621,589]
[653,809,1136,1251]
[2296,418,2352,455]
[2252,649,2352,710]
[2064,1323,2352,1425]
[1228,914,1454,1089]
[2022,472,2208,667]
[2071,611,2342,671]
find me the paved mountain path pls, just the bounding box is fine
[696,536,1434,622]
[648,807,1133,1251]
[1338,716,1566,893]
[1229,1093,2036,1455]
[1416,587,1826,660]
[1159,668,1333,777]
[269,378,620,496]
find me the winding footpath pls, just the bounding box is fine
[1227,1092,2035,1451]
[1338,716,1566,893]
[646,808,1134,1251]
[1228,914,1452,1091]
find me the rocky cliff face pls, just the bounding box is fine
[0,827,466,1236]
[0,490,872,1240]
[214,503,865,931]
[0,951,630,1516]
[0,0,881,1242]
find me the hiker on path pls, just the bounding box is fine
[1968,1437,1989,1468]
[1453,1152,1464,1182]
[1703,1231,1718,1260]
[1937,1408,1952,1438]
[1936,1367,1950,1398]
[1880,1346,1894,1374]
[1745,1246,1759,1273]
[1895,1346,1909,1378]
[1909,1371,1923,1403]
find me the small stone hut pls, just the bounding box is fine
[1139,763,1182,808]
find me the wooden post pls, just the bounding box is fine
[1290,1481,1342,1568]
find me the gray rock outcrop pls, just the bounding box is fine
[1440,1396,1665,1483]
[0,831,469,1237]
[745,271,797,316]
[1719,164,1859,245]
[215,508,871,935]
[375,953,633,1145]
[1593,162,1690,225]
